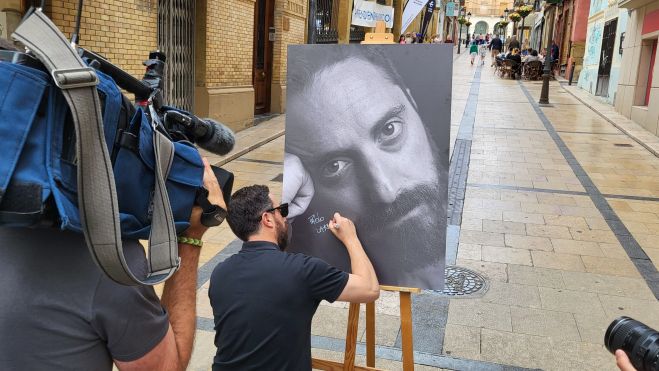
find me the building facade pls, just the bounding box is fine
[615,0,659,134]
[578,0,627,104]
[2,0,305,132]
[560,0,590,82]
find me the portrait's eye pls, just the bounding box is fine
[321,159,351,178]
[377,120,405,145]
[382,123,396,136]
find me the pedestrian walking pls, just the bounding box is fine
[479,43,487,65]
[551,40,560,61]
[399,35,406,44]
[489,34,503,66]
[469,41,478,65]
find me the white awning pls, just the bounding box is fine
[534,12,544,27]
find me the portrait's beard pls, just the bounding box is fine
[276,219,289,251]
[356,161,446,277]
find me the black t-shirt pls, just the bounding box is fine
[506,53,522,63]
[209,241,349,371]
[0,228,170,370]
[490,38,502,51]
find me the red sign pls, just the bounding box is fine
[642,9,659,35]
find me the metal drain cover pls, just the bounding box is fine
[431,266,488,297]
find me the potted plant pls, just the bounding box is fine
[464,21,472,27]
[458,16,467,25]
[508,12,521,22]
[517,5,533,17]
[498,20,509,29]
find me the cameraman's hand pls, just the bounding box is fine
[615,350,637,371]
[185,158,225,239]
[283,152,314,219]
[328,212,358,245]
[202,158,226,210]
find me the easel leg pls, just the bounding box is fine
[400,292,414,370]
[343,303,360,371]
[366,302,375,367]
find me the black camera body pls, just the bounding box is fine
[80,48,235,207]
[0,46,235,212]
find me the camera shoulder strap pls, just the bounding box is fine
[12,9,179,286]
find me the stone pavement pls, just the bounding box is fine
[185,50,659,370]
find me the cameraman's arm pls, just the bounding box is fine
[116,159,225,371]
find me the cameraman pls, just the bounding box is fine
[0,158,224,371]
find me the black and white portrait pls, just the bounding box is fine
[283,45,451,290]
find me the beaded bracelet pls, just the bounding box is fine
[177,236,203,248]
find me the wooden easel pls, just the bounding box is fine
[361,20,395,45]
[311,285,421,371]
[311,21,422,371]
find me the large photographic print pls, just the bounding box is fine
[283,45,451,290]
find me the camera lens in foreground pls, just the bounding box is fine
[605,316,659,371]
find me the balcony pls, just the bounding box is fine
[618,0,655,9]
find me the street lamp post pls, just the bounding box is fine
[466,12,472,40]
[457,7,466,54]
[539,50,552,104]
[499,15,504,40]
[517,0,531,47]
[503,8,509,43]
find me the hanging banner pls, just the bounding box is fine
[420,0,436,37]
[445,1,455,17]
[352,0,394,28]
[401,0,430,34]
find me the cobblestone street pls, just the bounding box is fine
[188,51,659,371]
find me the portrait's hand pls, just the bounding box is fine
[328,212,358,245]
[615,350,636,371]
[186,158,225,239]
[283,152,314,219]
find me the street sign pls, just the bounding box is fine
[352,0,394,28]
[445,2,456,17]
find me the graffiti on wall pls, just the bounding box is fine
[578,69,597,94]
[578,21,603,92]
[584,22,604,66]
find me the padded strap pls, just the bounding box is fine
[12,9,179,285]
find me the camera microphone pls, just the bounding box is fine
[196,118,236,156]
[163,110,235,156]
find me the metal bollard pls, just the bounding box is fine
[539,54,552,105]
[568,61,576,86]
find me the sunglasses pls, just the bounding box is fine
[263,203,289,218]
